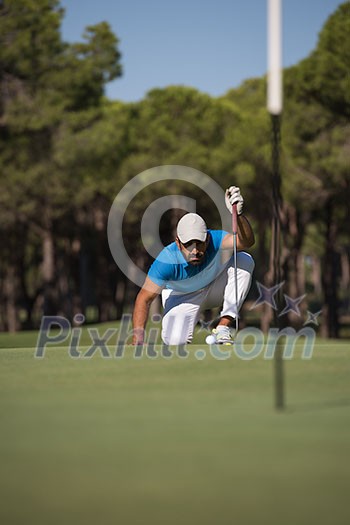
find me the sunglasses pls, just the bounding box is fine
[179,239,207,250]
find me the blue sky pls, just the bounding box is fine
[60,0,344,102]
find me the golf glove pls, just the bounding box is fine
[225,186,244,215]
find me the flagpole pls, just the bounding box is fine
[267,0,284,410]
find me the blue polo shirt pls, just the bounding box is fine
[148,229,228,293]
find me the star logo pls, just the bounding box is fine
[279,294,306,317]
[303,310,322,326]
[198,319,212,333]
[250,281,285,311]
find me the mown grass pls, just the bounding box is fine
[0,324,349,525]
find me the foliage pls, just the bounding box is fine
[0,1,349,337]
[297,2,350,116]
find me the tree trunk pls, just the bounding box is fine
[257,221,268,279]
[311,256,322,296]
[42,228,56,316]
[260,303,273,334]
[115,276,126,319]
[340,249,350,290]
[321,199,339,338]
[262,215,284,332]
[296,252,306,296]
[4,266,18,332]
[56,244,73,320]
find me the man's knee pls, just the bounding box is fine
[161,332,191,346]
[161,313,193,345]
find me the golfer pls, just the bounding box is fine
[132,187,255,345]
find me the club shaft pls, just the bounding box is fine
[232,204,239,333]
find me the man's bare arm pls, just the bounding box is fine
[132,277,162,344]
[221,215,255,251]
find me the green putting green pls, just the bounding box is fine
[0,326,349,525]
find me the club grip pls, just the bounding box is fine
[232,203,238,234]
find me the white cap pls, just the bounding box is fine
[176,213,207,244]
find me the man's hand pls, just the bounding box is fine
[132,328,145,346]
[225,186,244,215]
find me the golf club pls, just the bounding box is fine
[232,202,239,335]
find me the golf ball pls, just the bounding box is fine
[205,334,216,345]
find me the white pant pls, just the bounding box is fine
[161,252,254,345]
